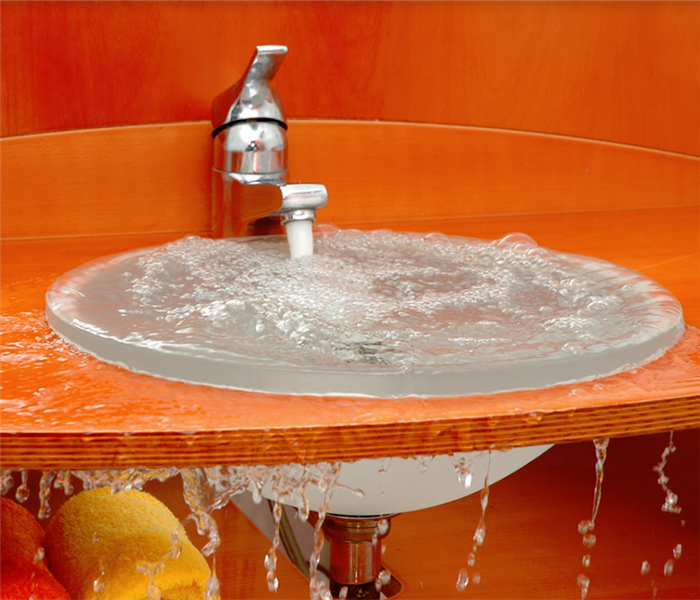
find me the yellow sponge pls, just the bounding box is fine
[45,487,211,600]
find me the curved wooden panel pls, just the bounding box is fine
[2,121,698,240]
[2,1,699,155]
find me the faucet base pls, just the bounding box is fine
[212,170,286,238]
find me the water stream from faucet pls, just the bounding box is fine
[284,219,315,259]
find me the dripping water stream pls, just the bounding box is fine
[456,452,491,592]
[0,439,695,599]
[645,431,685,598]
[576,437,609,600]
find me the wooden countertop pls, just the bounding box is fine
[1,121,698,466]
[1,206,699,469]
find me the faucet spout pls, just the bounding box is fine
[211,45,327,242]
[278,183,328,225]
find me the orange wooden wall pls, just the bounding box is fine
[2,1,699,156]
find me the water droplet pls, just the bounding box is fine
[577,574,590,599]
[467,552,475,567]
[38,471,55,519]
[378,458,391,475]
[378,518,389,535]
[53,471,74,496]
[146,581,162,600]
[204,572,220,600]
[168,532,183,559]
[473,526,485,547]
[583,534,596,548]
[93,578,106,595]
[33,547,45,564]
[319,586,332,600]
[641,561,651,576]
[375,568,391,591]
[472,572,481,584]
[456,569,469,591]
[582,554,591,568]
[664,559,674,576]
[1,471,15,496]
[266,572,279,592]
[414,455,433,473]
[673,544,682,559]
[338,586,348,599]
[563,342,586,356]
[15,470,30,503]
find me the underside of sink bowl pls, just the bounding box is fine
[45,228,684,398]
[262,446,553,517]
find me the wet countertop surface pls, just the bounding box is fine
[2,207,699,469]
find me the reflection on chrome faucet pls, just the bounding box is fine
[211,45,327,247]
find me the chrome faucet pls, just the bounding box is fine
[211,45,327,244]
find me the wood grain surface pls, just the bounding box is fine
[1,205,698,470]
[2,121,698,240]
[2,1,699,156]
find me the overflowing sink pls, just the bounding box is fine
[46,227,684,398]
[35,37,689,517]
[45,225,684,515]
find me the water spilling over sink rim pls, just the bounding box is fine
[45,228,685,398]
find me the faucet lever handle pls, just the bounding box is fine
[211,45,288,135]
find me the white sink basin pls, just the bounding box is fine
[260,448,552,517]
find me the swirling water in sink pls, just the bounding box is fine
[44,226,684,396]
